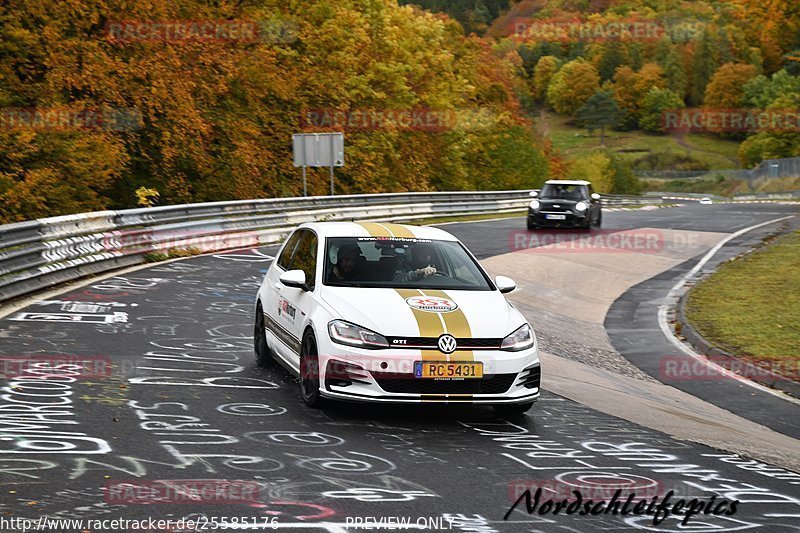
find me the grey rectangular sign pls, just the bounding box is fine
[293,133,344,167]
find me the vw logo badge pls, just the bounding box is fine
[438,334,457,354]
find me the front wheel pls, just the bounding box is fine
[299,330,325,408]
[594,211,603,228]
[494,402,534,417]
[526,219,537,231]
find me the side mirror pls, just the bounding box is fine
[591,193,601,200]
[529,191,539,198]
[280,269,307,290]
[495,276,516,294]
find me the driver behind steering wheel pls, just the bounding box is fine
[394,242,438,282]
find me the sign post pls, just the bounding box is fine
[292,133,344,196]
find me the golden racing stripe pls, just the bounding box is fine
[357,222,416,239]
[419,289,474,363]
[380,223,415,238]
[395,289,441,362]
[421,394,440,404]
[356,222,393,237]
[396,288,476,403]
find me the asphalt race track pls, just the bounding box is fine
[1,202,799,532]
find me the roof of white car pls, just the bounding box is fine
[302,221,459,241]
[544,179,591,185]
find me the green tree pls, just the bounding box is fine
[569,150,639,194]
[608,153,641,195]
[628,43,644,71]
[569,151,614,193]
[532,56,561,102]
[743,69,800,108]
[738,92,800,166]
[546,59,600,116]
[663,46,688,98]
[598,41,628,81]
[691,28,720,105]
[575,90,623,144]
[639,88,685,133]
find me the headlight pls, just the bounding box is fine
[501,323,536,351]
[529,200,540,210]
[575,201,588,212]
[328,320,388,349]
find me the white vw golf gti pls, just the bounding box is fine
[254,222,540,415]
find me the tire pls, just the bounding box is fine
[526,218,537,231]
[594,211,602,228]
[494,402,534,417]
[299,330,325,408]
[254,303,273,368]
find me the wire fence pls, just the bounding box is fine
[634,157,800,182]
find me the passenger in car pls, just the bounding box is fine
[330,243,361,282]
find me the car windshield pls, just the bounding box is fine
[540,184,588,200]
[324,237,493,290]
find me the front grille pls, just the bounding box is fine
[371,372,516,394]
[539,210,575,216]
[386,337,503,350]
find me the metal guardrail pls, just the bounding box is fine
[0,191,662,304]
[645,191,729,201]
[734,190,800,200]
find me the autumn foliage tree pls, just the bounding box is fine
[546,59,600,116]
[612,63,665,129]
[532,55,560,102]
[0,0,552,223]
[704,63,759,109]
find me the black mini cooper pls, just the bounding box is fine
[527,180,602,230]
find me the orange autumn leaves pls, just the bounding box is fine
[0,0,550,223]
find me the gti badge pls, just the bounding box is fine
[438,334,457,354]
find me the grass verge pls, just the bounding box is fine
[538,111,741,169]
[685,230,800,378]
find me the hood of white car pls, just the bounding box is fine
[320,286,522,339]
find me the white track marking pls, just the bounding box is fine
[657,215,799,404]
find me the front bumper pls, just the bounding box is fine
[528,209,588,228]
[315,339,541,405]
